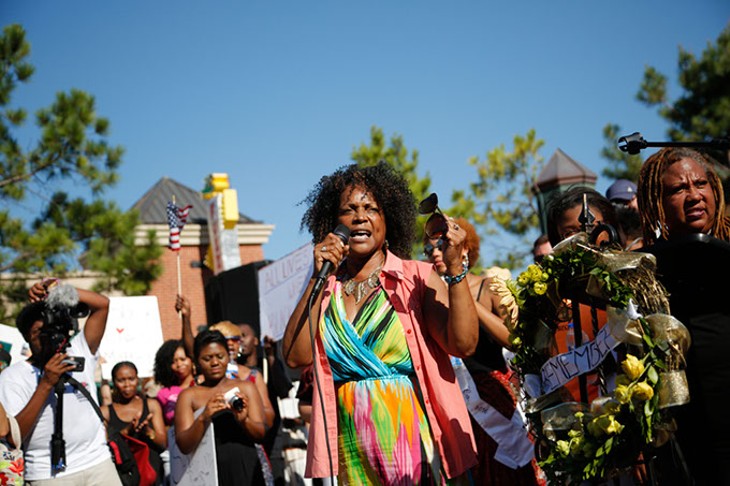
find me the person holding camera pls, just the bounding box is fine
[0,278,120,485]
[174,329,266,485]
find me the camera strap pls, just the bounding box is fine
[50,374,105,475]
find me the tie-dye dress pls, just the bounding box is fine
[320,282,443,485]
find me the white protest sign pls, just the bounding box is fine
[258,243,314,341]
[0,323,27,365]
[98,296,164,380]
[168,409,218,485]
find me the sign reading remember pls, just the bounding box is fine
[258,243,314,341]
[98,296,165,380]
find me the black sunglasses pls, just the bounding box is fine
[423,238,444,257]
[419,193,448,239]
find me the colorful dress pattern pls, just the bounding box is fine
[320,282,442,485]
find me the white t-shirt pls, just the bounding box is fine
[0,332,111,480]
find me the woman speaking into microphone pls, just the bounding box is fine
[282,161,478,485]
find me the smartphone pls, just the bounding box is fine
[61,356,85,372]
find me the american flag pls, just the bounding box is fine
[167,202,192,251]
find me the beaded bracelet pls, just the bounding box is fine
[443,257,469,285]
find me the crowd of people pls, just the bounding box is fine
[0,146,727,485]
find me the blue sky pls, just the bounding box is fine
[3,2,729,262]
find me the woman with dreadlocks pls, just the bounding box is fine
[637,147,730,244]
[637,147,730,485]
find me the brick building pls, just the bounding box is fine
[133,177,274,340]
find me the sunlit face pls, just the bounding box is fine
[238,324,259,359]
[171,346,193,382]
[338,185,386,259]
[661,157,716,237]
[556,205,607,244]
[424,236,447,274]
[197,342,229,381]
[28,320,44,359]
[223,335,241,359]
[113,365,139,400]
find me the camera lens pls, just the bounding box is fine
[228,395,244,411]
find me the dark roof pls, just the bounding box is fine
[536,148,597,189]
[132,177,260,225]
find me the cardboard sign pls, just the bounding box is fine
[98,296,165,380]
[0,323,27,365]
[168,409,218,485]
[258,243,314,341]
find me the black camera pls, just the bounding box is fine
[224,387,244,411]
[61,356,85,372]
[40,283,90,359]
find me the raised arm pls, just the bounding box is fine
[176,295,195,359]
[77,288,110,355]
[282,278,322,369]
[283,232,347,368]
[422,221,479,357]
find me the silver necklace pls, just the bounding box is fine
[342,265,382,304]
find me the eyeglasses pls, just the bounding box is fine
[224,336,241,343]
[423,238,444,257]
[419,193,448,239]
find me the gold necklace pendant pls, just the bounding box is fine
[343,267,382,304]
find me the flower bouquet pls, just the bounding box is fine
[491,234,690,483]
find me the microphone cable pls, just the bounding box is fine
[307,281,335,481]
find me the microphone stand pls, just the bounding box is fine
[618,132,730,158]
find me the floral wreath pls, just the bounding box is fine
[490,234,690,483]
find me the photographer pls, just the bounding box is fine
[0,278,121,485]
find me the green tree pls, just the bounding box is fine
[601,22,730,179]
[351,126,547,271]
[0,24,161,319]
[457,129,546,269]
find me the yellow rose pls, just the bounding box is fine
[631,382,654,401]
[556,440,570,457]
[533,282,548,295]
[517,272,529,286]
[527,264,542,281]
[621,354,644,381]
[596,415,624,436]
[614,385,631,404]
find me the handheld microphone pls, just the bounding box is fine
[312,224,350,297]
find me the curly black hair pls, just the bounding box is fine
[299,161,417,259]
[153,339,187,388]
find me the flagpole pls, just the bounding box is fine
[173,195,183,319]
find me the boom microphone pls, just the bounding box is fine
[312,224,350,297]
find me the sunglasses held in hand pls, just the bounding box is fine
[419,193,449,239]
